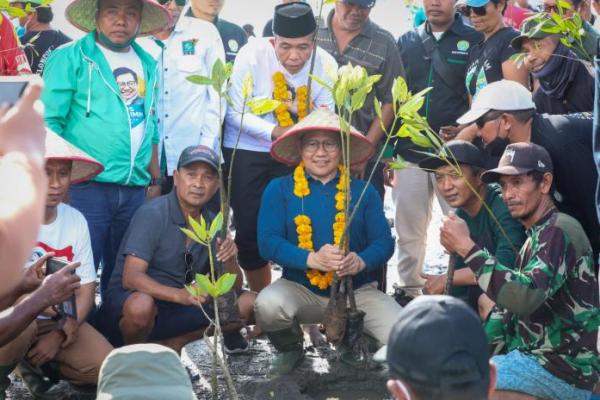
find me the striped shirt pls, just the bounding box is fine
[316,10,405,135]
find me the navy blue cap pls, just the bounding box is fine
[177,145,219,171]
[343,0,376,8]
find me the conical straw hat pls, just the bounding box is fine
[270,107,374,166]
[45,129,104,184]
[66,0,170,36]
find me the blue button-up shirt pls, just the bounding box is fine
[258,172,393,296]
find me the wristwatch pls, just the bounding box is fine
[149,177,164,186]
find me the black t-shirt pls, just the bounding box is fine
[465,27,519,98]
[533,61,595,114]
[21,30,71,74]
[396,16,483,162]
[530,113,600,259]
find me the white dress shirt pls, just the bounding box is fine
[223,37,337,153]
[146,14,225,175]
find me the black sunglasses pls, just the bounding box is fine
[184,250,194,284]
[462,5,488,16]
[158,0,187,6]
[475,111,502,128]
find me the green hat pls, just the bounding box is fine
[66,0,170,37]
[97,344,197,400]
[511,17,555,52]
[9,0,46,6]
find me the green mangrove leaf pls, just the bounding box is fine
[209,212,224,239]
[196,274,218,298]
[180,227,205,245]
[215,273,237,296]
[241,72,253,99]
[392,77,410,104]
[388,155,407,171]
[188,216,208,242]
[186,75,213,86]
[248,97,281,115]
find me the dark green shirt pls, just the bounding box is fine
[451,185,526,303]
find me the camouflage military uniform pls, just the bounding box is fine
[464,208,600,390]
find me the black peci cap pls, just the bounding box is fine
[272,2,317,38]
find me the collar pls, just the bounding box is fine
[424,14,472,38]
[527,207,558,235]
[304,170,342,186]
[167,190,187,226]
[83,30,155,68]
[325,9,374,39]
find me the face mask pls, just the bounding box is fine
[97,30,137,50]
[11,17,26,38]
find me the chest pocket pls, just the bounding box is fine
[177,55,205,74]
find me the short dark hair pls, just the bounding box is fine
[508,109,536,123]
[35,6,53,23]
[490,0,508,15]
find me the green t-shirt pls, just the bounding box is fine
[450,184,526,303]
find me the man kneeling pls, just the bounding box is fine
[256,108,401,375]
[441,143,599,400]
[98,146,254,354]
[0,131,111,398]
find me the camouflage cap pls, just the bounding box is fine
[482,142,553,183]
[511,17,555,52]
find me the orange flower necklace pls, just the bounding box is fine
[272,71,311,127]
[293,162,349,289]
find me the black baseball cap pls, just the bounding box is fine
[386,296,490,395]
[343,0,376,7]
[177,145,219,171]
[481,142,553,183]
[419,140,485,171]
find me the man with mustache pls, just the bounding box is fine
[440,142,599,400]
[418,140,525,318]
[456,79,600,265]
[42,0,169,297]
[511,18,595,114]
[97,145,255,356]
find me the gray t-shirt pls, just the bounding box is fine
[108,190,212,291]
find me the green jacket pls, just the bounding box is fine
[42,31,159,186]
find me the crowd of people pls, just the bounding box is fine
[1,0,600,399]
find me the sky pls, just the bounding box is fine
[51,0,414,41]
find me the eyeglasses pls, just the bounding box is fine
[542,4,559,12]
[461,5,488,16]
[475,111,502,128]
[301,139,340,154]
[184,250,194,284]
[157,0,187,6]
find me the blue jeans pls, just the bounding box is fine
[69,181,145,298]
[493,350,592,400]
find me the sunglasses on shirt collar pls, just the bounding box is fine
[158,0,187,6]
[461,4,488,16]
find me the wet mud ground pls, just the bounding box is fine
[6,190,448,399]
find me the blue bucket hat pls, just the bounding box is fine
[465,0,491,6]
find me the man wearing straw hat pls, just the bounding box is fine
[0,130,113,399]
[224,1,337,293]
[255,108,401,375]
[41,0,169,297]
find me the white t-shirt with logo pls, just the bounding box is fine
[99,46,147,161]
[31,203,96,285]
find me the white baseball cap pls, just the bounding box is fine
[457,80,535,125]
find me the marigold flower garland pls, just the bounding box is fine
[293,162,349,289]
[272,71,310,127]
